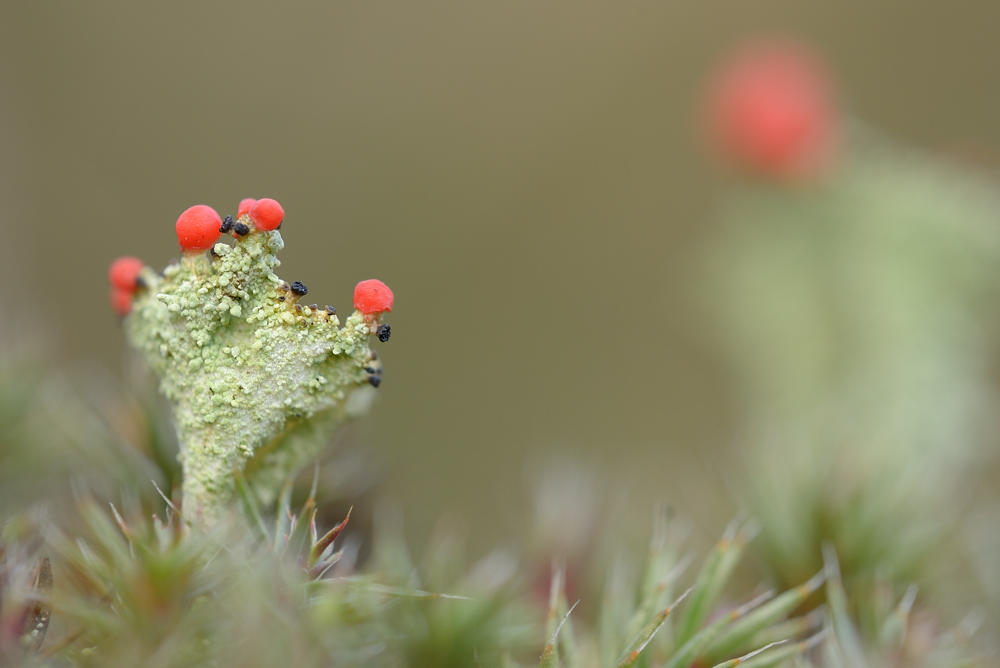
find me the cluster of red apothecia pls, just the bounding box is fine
[174,197,283,251]
[108,197,393,320]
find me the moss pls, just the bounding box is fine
[124,218,383,522]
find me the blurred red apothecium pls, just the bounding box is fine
[237,198,257,217]
[704,38,837,180]
[110,287,133,316]
[108,256,144,292]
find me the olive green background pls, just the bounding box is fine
[2,2,999,549]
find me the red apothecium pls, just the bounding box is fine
[353,279,393,316]
[249,198,284,231]
[176,204,223,251]
[705,39,837,179]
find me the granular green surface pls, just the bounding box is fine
[125,217,382,521]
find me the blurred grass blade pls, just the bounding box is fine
[665,589,773,668]
[307,548,343,580]
[614,586,692,668]
[878,583,917,651]
[630,505,686,636]
[540,561,565,668]
[309,507,351,569]
[557,591,580,668]
[748,605,824,648]
[600,557,630,667]
[284,502,316,559]
[151,479,184,521]
[107,503,133,546]
[539,599,579,668]
[739,631,826,668]
[347,580,474,600]
[232,470,269,543]
[822,543,867,667]
[626,551,693,643]
[710,640,786,668]
[274,478,294,551]
[673,519,753,647]
[282,478,319,559]
[703,568,824,661]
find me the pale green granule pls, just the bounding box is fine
[125,222,384,523]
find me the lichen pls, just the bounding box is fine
[124,214,386,522]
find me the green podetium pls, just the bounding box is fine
[116,202,393,523]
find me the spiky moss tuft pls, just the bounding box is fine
[124,225,381,522]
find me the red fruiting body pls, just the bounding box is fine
[249,198,284,231]
[176,205,223,251]
[110,287,133,316]
[237,198,257,217]
[705,39,836,179]
[353,279,394,316]
[108,256,144,292]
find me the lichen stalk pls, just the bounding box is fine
[123,216,384,523]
